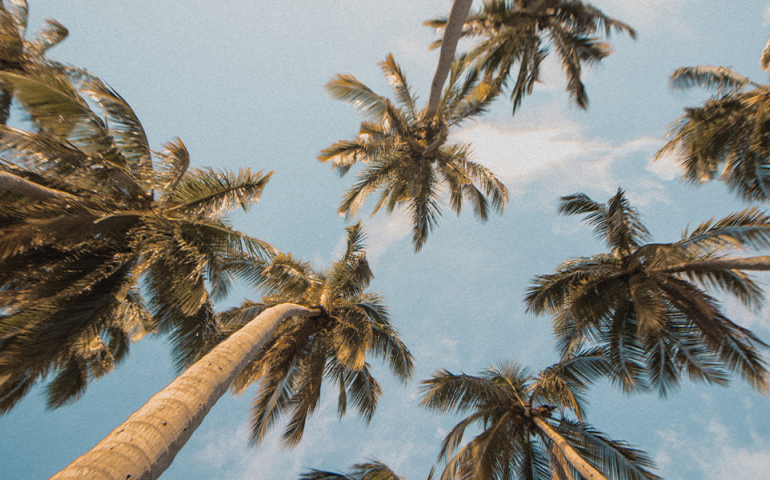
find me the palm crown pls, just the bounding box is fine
[420,358,659,480]
[0,66,274,412]
[656,33,770,201]
[320,54,508,251]
[526,189,770,395]
[217,222,414,447]
[425,0,635,115]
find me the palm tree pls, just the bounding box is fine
[655,33,770,201]
[425,0,636,115]
[421,358,659,480]
[526,189,770,395]
[300,460,427,480]
[216,221,414,447]
[0,0,69,123]
[0,66,274,413]
[320,54,508,251]
[51,223,414,480]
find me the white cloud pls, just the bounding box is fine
[452,114,665,201]
[656,416,770,480]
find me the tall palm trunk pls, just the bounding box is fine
[533,417,607,480]
[658,256,770,274]
[49,303,319,480]
[425,0,473,120]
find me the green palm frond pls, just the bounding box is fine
[27,18,67,55]
[380,53,418,121]
[325,74,389,121]
[678,207,770,252]
[168,167,272,217]
[82,76,152,180]
[155,137,190,194]
[670,66,754,94]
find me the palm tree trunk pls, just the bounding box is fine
[49,303,319,480]
[425,0,473,121]
[533,417,607,480]
[657,256,770,274]
[0,171,77,201]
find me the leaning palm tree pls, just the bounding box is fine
[421,358,659,480]
[320,54,507,250]
[526,189,770,395]
[217,221,414,447]
[425,0,636,115]
[0,66,274,413]
[51,222,413,480]
[655,32,770,201]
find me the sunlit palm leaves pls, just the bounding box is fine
[656,35,770,201]
[526,189,770,395]
[426,0,635,115]
[321,54,507,251]
[300,460,412,480]
[421,359,658,480]
[218,222,414,447]
[0,65,274,413]
[0,0,70,124]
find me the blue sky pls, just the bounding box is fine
[1,1,770,479]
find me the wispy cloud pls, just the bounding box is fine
[656,414,770,479]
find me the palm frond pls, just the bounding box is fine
[168,167,272,217]
[325,74,389,121]
[670,66,753,93]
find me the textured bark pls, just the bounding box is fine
[424,0,473,121]
[533,417,607,480]
[0,171,77,201]
[657,256,770,274]
[49,303,319,480]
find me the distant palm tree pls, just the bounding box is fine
[526,189,770,395]
[51,223,414,480]
[421,358,659,480]
[300,460,411,480]
[321,54,507,250]
[425,0,635,115]
[0,0,70,123]
[656,33,770,201]
[0,67,274,413]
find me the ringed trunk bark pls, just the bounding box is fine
[533,417,607,480]
[0,171,78,201]
[49,303,319,480]
[657,256,770,274]
[424,0,473,121]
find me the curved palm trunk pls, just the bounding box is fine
[425,0,473,120]
[657,256,770,274]
[0,171,77,201]
[533,417,607,480]
[50,303,319,480]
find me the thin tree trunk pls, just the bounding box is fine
[49,303,319,480]
[533,417,607,480]
[424,0,473,121]
[657,256,770,274]
[0,171,77,201]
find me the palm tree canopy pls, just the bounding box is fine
[300,460,411,480]
[656,32,770,201]
[420,359,659,480]
[216,222,414,447]
[425,0,636,115]
[0,65,274,413]
[320,54,508,251]
[526,189,770,395]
